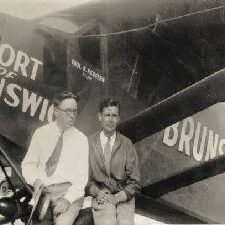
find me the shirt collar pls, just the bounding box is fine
[100,131,116,143]
[52,121,74,135]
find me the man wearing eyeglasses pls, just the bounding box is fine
[22,91,89,225]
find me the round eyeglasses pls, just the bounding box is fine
[58,107,78,116]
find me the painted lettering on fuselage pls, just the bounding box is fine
[0,43,53,123]
[163,117,225,162]
[0,43,42,81]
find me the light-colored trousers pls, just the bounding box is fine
[34,182,84,225]
[92,197,135,225]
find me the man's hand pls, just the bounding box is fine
[53,197,70,216]
[33,179,44,192]
[96,190,111,204]
[108,194,118,205]
[109,191,127,205]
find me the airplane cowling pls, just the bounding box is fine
[0,197,18,220]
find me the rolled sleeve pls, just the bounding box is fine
[21,130,41,186]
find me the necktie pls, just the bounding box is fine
[45,132,64,177]
[104,137,111,176]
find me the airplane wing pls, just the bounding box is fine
[118,68,225,143]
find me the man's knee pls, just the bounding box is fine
[92,200,117,225]
[54,200,83,225]
[54,211,79,225]
[92,198,116,211]
[116,198,135,225]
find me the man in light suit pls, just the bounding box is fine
[86,98,140,225]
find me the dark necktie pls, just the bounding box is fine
[45,132,64,177]
[104,137,111,176]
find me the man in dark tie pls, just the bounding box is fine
[22,91,89,225]
[86,99,140,225]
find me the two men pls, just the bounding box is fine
[86,99,140,225]
[22,91,140,225]
[22,91,89,225]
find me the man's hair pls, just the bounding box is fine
[52,91,79,107]
[99,98,120,113]
[0,180,7,187]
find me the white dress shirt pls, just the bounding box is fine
[21,122,89,203]
[100,131,116,152]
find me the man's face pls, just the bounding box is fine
[0,181,9,196]
[54,98,78,130]
[98,106,120,136]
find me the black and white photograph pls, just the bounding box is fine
[0,0,224,224]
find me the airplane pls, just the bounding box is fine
[0,0,225,224]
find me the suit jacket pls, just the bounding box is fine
[86,132,140,200]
